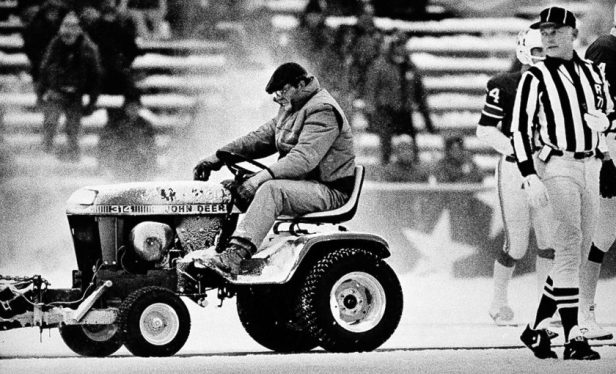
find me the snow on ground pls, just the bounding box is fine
[1,272,615,373]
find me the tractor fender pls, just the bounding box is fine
[230,232,390,286]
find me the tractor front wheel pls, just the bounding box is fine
[60,324,123,357]
[118,286,190,357]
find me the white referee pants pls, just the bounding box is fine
[592,196,616,252]
[497,156,553,260]
[540,156,601,288]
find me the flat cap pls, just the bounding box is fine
[265,62,308,94]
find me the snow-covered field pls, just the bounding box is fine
[1,271,615,373]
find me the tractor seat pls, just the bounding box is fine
[276,165,365,225]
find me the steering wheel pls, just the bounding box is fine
[215,150,273,180]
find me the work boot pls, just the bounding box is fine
[207,239,255,276]
[520,324,557,359]
[564,327,600,360]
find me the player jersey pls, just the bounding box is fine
[478,71,522,137]
[585,32,616,102]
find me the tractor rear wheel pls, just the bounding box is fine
[297,247,403,352]
[237,285,317,352]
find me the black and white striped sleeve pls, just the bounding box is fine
[511,69,541,177]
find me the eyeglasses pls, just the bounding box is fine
[274,85,292,98]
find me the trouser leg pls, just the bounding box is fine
[492,158,530,307]
[376,107,394,164]
[532,196,555,299]
[233,180,348,250]
[541,157,600,341]
[65,103,83,157]
[42,102,62,151]
[578,160,603,311]
[542,161,583,340]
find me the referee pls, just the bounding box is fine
[511,7,616,360]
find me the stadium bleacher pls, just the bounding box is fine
[0,1,546,181]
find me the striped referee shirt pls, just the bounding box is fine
[511,52,615,177]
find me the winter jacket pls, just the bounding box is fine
[365,53,434,131]
[37,34,103,102]
[21,3,69,81]
[86,13,139,70]
[219,77,356,193]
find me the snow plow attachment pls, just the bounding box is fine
[0,275,116,331]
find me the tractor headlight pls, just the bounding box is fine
[67,188,98,206]
[130,222,174,262]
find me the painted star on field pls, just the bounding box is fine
[402,209,476,276]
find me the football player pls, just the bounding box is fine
[477,28,554,326]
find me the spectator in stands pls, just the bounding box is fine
[98,91,156,180]
[365,33,435,164]
[16,0,46,25]
[22,0,70,83]
[326,24,356,113]
[121,0,168,39]
[85,0,139,97]
[37,11,102,161]
[366,138,430,182]
[432,136,482,184]
[347,1,379,102]
[291,1,336,82]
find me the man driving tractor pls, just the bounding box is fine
[193,62,357,276]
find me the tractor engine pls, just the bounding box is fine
[65,181,237,299]
[120,221,175,273]
[131,221,174,263]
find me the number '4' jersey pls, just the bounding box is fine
[585,33,616,103]
[478,71,522,136]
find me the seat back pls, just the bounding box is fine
[276,165,365,224]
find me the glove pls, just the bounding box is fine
[193,154,223,181]
[584,110,611,133]
[236,170,272,201]
[521,174,549,208]
[599,159,616,198]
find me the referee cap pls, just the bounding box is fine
[530,7,576,29]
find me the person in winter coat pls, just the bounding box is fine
[37,11,102,161]
[85,0,139,96]
[193,62,356,277]
[365,33,435,164]
[22,0,69,82]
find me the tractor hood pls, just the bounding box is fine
[66,181,233,216]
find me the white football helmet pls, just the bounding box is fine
[516,28,544,66]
